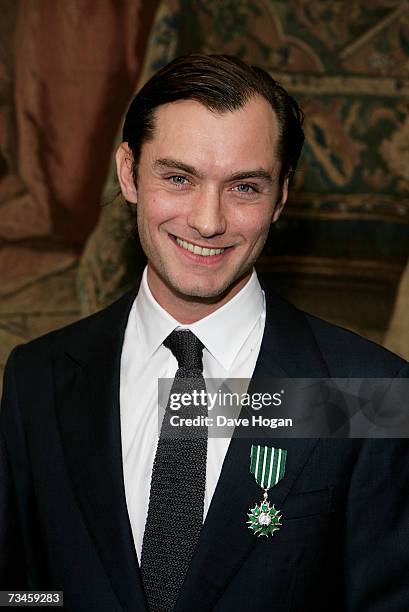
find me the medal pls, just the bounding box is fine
[247,445,287,537]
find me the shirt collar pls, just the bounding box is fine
[133,267,180,359]
[134,267,264,370]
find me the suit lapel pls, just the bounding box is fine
[54,287,149,611]
[175,285,330,612]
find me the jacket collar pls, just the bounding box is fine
[54,285,147,611]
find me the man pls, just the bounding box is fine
[1,54,408,611]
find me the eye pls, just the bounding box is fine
[168,175,189,186]
[233,183,259,194]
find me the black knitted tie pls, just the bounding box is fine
[141,330,207,612]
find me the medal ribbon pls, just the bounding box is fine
[250,445,287,490]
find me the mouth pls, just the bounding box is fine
[170,234,231,258]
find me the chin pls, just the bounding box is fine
[169,272,244,302]
[172,281,225,300]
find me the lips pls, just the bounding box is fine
[173,235,227,257]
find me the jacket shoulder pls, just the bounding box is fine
[7,287,137,364]
[305,311,407,376]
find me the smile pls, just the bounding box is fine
[174,236,226,257]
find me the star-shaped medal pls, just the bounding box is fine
[247,499,282,537]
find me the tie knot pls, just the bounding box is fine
[163,330,204,372]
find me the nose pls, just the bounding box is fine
[187,186,226,238]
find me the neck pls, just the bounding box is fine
[146,266,252,324]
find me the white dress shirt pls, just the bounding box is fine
[120,267,266,560]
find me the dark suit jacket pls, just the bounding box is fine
[1,283,409,611]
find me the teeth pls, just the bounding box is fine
[176,237,225,256]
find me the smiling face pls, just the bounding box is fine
[117,95,288,322]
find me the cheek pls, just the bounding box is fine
[233,208,272,243]
[140,189,183,225]
[137,199,163,234]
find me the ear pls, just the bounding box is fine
[271,175,289,224]
[116,142,138,204]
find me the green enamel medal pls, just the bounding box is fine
[247,445,287,537]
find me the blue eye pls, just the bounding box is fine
[169,175,188,185]
[234,184,258,194]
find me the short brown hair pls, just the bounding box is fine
[123,54,304,185]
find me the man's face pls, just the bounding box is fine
[117,95,288,311]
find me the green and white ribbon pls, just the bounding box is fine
[250,444,287,490]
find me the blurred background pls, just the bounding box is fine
[1,0,409,390]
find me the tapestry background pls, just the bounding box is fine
[1,0,409,390]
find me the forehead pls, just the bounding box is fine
[143,96,281,174]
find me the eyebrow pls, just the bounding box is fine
[228,169,273,184]
[154,158,273,184]
[154,158,204,178]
